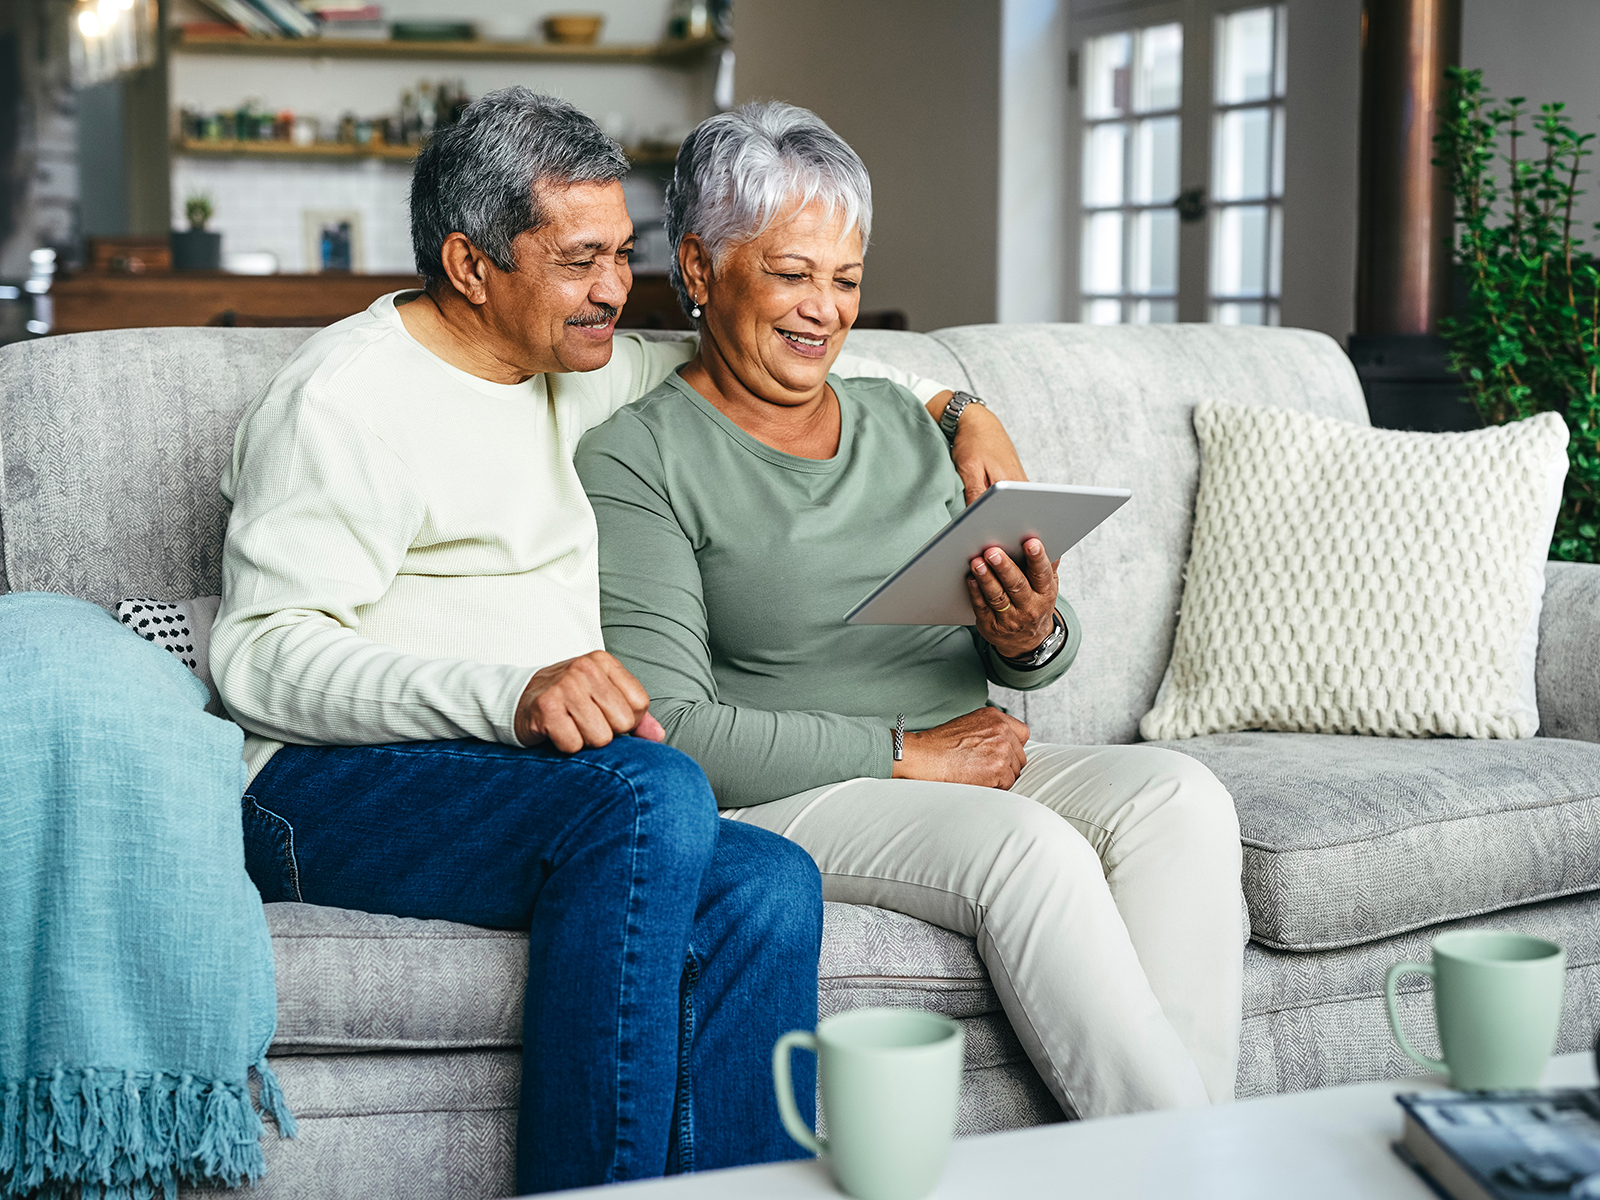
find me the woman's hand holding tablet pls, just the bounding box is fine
[966,537,1060,658]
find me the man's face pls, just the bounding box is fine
[484,179,635,376]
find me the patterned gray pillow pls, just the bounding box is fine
[116,595,222,715]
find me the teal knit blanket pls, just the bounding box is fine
[0,593,295,1200]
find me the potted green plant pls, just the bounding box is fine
[170,193,222,271]
[1434,67,1600,562]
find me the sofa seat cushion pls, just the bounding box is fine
[267,900,1004,1054]
[268,903,527,1052]
[1152,732,1600,951]
[1240,889,1600,1097]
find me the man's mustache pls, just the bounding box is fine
[566,304,619,326]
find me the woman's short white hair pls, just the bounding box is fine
[663,101,873,319]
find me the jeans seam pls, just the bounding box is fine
[675,950,700,1174]
[243,793,304,903]
[608,767,647,1184]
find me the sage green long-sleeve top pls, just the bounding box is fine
[574,371,1081,807]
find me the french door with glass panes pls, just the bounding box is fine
[1071,2,1286,326]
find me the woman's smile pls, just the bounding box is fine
[776,326,830,358]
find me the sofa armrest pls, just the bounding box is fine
[1537,561,1600,742]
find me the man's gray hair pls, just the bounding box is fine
[663,102,873,318]
[410,87,629,288]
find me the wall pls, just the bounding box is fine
[167,0,706,272]
[1277,0,1361,343]
[1462,0,1600,242]
[734,0,1003,332]
[0,0,77,278]
[999,0,1070,323]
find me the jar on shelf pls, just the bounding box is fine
[667,0,710,39]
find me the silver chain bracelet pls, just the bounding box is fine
[893,713,906,761]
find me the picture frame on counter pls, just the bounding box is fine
[303,209,365,273]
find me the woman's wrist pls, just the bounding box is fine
[992,613,1067,670]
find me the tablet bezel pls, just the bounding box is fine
[841,481,1132,626]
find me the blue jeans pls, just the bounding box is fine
[244,737,820,1194]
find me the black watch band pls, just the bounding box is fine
[996,612,1067,671]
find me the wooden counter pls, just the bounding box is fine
[49,272,693,334]
[49,272,422,334]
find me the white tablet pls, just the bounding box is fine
[843,481,1132,626]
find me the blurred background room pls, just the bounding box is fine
[0,0,1596,430]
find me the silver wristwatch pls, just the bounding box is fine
[997,613,1067,671]
[939,390,986,445]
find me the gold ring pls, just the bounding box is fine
[994,599,1013,612]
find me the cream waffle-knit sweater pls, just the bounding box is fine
[213,291,949,780]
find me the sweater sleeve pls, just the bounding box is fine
[577,413,891,807]
[212,388,535,748]
[973,598,1083,691]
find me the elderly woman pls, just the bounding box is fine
[574,102,1243,1119]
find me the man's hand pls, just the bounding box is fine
[893,707,1031,790]
[967,538,1059,659]
[926,391,1029,504]
[514,651,665,752]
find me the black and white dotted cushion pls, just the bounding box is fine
[115,595,223,713]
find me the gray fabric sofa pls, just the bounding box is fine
[4,321,1599,1199]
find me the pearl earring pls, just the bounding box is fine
[691,300,703,319]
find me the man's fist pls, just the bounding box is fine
[514,651,665,753]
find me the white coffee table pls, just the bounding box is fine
[547,1052,1597,1199]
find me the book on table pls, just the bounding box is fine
[1395,1089,1600,1199]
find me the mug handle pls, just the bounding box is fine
[772,1031,825,1156]
[1386,961,1447,1074]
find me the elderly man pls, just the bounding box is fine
[213,88,1021,1194]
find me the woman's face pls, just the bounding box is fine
[695,199,863,406]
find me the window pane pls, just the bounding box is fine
[1131,209,1178,295]
[1213,301,1267,325]
[1132,116,1180,204]
[1084,298,1123,324]
[1083,122,1128,207]
[1213,107,1272,201]
[1269,205,1283,294]
[1216,7,1276,105]
[1272,106,1285,197]
[1135,23,1182,112]
[1081,212,1124,295]
[1211,205,1269,297]
[1274,7,1288,98]
[1133,299,1178,324]
[1084,33,1133,118]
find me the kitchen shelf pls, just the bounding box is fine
[170,29,725,64]
[177,137,417,161]
[174,137,680,166]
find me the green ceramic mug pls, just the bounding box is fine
[1385,930,1566,1089]
[773,1008,964,1200]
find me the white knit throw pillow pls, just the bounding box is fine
[1139,404,1568,741]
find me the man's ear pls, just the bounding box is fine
[439,232,494,306]
[678,233,712,304]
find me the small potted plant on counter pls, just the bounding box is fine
[170,193,222,271]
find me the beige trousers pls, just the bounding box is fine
[722,742,1243,1119]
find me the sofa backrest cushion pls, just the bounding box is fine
[926,325,1368,744]
[0,322,1366,746]
[0,327,316,606]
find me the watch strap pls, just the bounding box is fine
[997,612,1067,671]
[939,391,985,445]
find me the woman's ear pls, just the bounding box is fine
[678,233,713,305]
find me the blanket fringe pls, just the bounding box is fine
[0,1064,295,1200]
